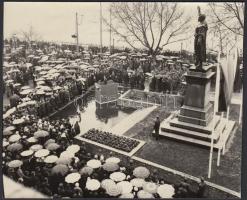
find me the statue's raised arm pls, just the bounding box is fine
[194,6,208,71]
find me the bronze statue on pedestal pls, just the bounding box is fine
[194,6,208,71]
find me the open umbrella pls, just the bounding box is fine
[30,144,43,151]
[13,118,25,125]
[8,160,23,168]
[44,155,58,164]
[79,166,94,176]
[137,190,154,198]
[65,172,81,183]
[143,182,158,194]
[53,86,62,90]
[4,126,16,132]
[133,167,150,179]
[21,86,31,90]
[27,137,38,143]
[20,89,33,96]
[52,164,69,176]
[56,157,72,165]
[8,134,21,143]
[86,178,101,191]
[44,139,56,146]
[36,90,45,95]
[60,151,74,158]
[3,129,14,136]
[87,159,101,169]
[105,183,122,197]
[130,178,146,188]
[105,157,121,164]
[3,108,16,119]
[110,172,126,182]
[66,144,80,154]
[34,149,50,158]
[103,162,119,172]
[46,143,60,151]
[20,150,34,157]
[157,184,175,198]
[101,179,115,190]
[117,181,133,194]
[3,141,9,147]
[7,143,23,152]
[34,130,49,138]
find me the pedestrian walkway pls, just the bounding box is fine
[108,105,157,135]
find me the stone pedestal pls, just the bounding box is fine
[178,65,215,126]
[159,64,235,148]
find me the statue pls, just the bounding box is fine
[194,6,208,71]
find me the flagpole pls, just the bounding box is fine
[208,50,221,178]
[239,88,243,124]
[217,112,224,166]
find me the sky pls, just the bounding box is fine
[3,2,235,52]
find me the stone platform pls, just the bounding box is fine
[159,112,235,149]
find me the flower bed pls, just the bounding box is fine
[81,129,140,153]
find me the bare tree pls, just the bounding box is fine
[207,2,244,54]
[104,2,191,57]
[208,2,244,36]
[20,25,42,46]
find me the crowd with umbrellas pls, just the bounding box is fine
[3,43,207,198]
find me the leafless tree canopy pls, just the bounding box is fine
[209,2,244,36]
[207,2,244,54]
[104,2,191,56]
[21,25,42,44]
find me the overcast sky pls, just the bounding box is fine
[3,2,222,51]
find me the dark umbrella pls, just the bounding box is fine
[51,164,69,176]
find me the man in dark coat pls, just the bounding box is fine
[153,116,160,140]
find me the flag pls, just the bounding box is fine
[217,47,239,112]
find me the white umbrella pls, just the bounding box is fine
[105,157,121,164]
[12,118,25,125]
[65,172,81,183]
[66,144,80,154]
[60,151,75,158]
[110,172,126,182]
[87,159,102,169]
[20,150,34,157]
[34,149,50,158]
[21,86,31,90]
[20,89,33,95]
[117,181,133,194]
[157,184,175,198]
[86,178,101,191]
[44,155,59,163]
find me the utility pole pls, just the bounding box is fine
[113,38,115,53]
[100,2,103,54]
[109,6,112,54]
[75,12,79,53]
[180,42,183,58]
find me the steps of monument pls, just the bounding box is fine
[159,117,227,148]
[169,116,220,134]
[178,111,213,126]
[161,123,220,142]
[180,104,213,120]
[159,131,220,149]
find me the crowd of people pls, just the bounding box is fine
[2,41,208,198]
